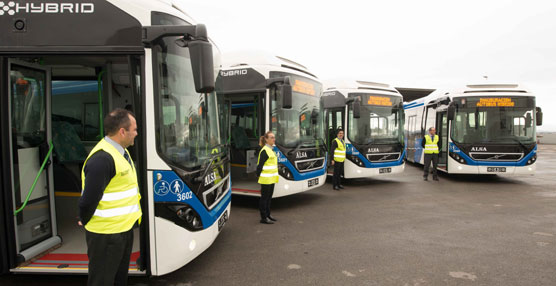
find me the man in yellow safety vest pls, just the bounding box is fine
[331,129,346,190]
[78,108,141,286]
[421,127,441,181]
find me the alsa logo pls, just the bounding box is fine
[296,151,308,159]
[471,147,488,152]
[367,147,380,153]
[0,2,94,16]
[204,172,217,186]
[220,69,247,77]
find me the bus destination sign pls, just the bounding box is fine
[366,95,393,106]
[476,98,515,107]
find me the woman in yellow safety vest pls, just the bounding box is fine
[256,131,279,224]
[331,129,346,190]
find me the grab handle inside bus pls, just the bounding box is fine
[14,141,54,215]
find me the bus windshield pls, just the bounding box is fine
[348,94,404,145]
[270,72,324,148]
[154,39,221,170]
[451,96,536,144]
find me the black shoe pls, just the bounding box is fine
[433,177,439,181]
[260,218,274,224]
[267,215,277,222]
[423,177,428,181]
[333,186,340,190]
[338,185,345,189]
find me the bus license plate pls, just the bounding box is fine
[379,168,392,174]
[218,210,228,232]
[487,167,506,172]
[308,178,319,187]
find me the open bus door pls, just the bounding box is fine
[4,60,61,269]
[324,108,345,175]
[436,110,449,170]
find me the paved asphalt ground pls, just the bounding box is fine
[2,145,556,285]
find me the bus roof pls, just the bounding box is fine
[0,0,201,53]
[222,51,317,79]
[324,79,401,96]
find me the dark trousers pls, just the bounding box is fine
[259,184,275,220]
[423,153,439,178]
[86,228,134,286]
[333,161,344,187]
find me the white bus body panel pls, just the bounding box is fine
[344,160,405,179]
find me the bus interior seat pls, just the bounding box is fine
[52,120,88,192]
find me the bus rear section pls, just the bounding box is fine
[219,52,327,197]
[403,83,541,175]
[322,80,406,179]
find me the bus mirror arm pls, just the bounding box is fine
[447,103,456,121]
[143,24,215,93]
[536,107,543,126]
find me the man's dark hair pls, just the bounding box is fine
[104,108,135,136]
[337,128,344,135]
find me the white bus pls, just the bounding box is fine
[404,83,542,175]
[218,51,327,197]
[321,80,405,178]
[0,0,230,276]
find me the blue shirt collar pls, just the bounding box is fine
[104,136,125,156]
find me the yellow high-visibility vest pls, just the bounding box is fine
[258,145,279,185]
[81,139,142,234]
[424,135,439,154]
[333,138,346,162]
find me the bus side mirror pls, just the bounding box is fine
[281,83,292,109]
[189,40,215,93]
[447,104,456,121]
[536,107,543,126]
[352,100,361,118]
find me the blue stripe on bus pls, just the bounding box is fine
[274,147,327,180]
[347,144,406,168]
[52,81,98,95]
[449,143,537,167]
[403,102,424,110]
[231,103,255,108]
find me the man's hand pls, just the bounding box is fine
[331,161,335,166]
[78,221,83,226]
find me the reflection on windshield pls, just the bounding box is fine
[452,107,535,144]
[155,42,220,170]
[349,105,404,145]
[270,75,324,148]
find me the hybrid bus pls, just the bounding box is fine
[404,83,542,175]
[0,0,230,276]
[321,80,405,178]
[218,51,327,197]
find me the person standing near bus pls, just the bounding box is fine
[256,131,278,224]
[422,127,441,181]
[331,129,346,190]
[78,108,142,286]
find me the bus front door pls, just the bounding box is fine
[6,60,60,266]
[436,110,448,170]
[325,108,344,174]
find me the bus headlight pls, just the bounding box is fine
[155,203,204,232]
[449,152,467,165]
[346,155,365,167]
[526,154,537,165]
[278,163,295,180]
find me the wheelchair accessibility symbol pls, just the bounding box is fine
[154,180,170,196]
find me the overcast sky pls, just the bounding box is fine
[182,0,556,131]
